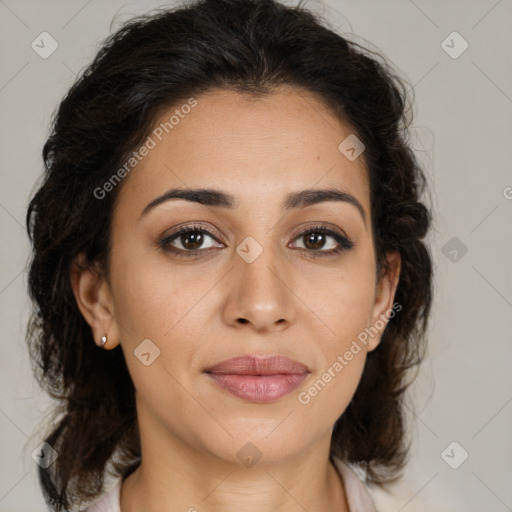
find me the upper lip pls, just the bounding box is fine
[204,355,310,375]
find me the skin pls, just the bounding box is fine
[72,86,401,512]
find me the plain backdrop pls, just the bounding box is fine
[0,0,511,511]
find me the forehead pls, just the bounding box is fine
[114,86,370,218]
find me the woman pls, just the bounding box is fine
[25,0,433,510]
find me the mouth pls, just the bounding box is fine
[203,355,310,403]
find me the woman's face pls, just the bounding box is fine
[77,87,400,467]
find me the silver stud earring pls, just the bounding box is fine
[100,334,108,348]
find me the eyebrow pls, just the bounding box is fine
[140,187,366,226]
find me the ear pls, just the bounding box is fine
[70,253,120,349]
[366,251,401,352]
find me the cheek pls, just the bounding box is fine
[110,249,218,394]
[110,242,207,338]
[306,267,376,352]
[298,268,375,409]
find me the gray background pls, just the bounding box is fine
[1,0,511,510]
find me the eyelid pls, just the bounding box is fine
[288,222,349,242]
[162,222,225,244]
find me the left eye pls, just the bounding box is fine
[289,227,354,254]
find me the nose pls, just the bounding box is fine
[222,244,297,334]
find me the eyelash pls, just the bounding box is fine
[158,223,354,258]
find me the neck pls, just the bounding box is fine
[120,442,349,512]
[119,399,349,512]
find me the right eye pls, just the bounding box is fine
[158,224,224,256]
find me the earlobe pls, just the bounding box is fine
[367,251,401,352]
[70,253,120,349]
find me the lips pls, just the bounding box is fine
[204,355,310,403]
[205,355,310,375]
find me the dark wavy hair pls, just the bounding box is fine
[25,0,433,509]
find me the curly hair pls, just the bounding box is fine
[25,0,433,509]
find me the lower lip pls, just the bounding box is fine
[206,373,309,403]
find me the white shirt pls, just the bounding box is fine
[82,456,376,512]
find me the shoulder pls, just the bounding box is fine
[80,477,122,512]
[331,455,377,512]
